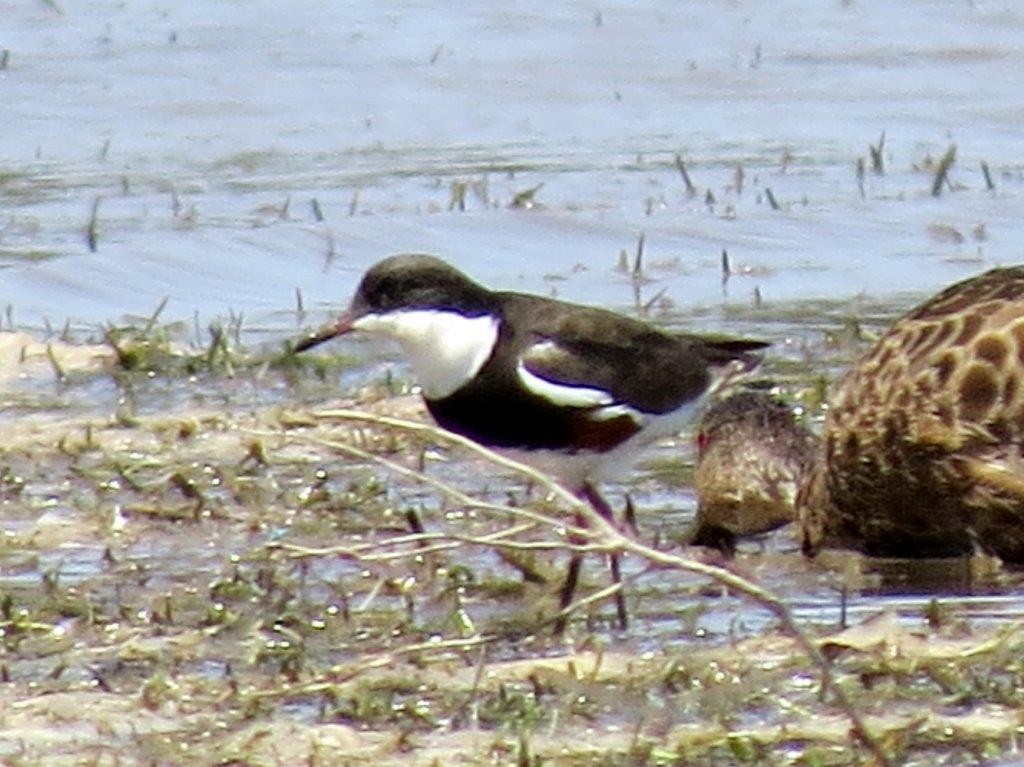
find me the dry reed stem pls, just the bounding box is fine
[268,407,894,767]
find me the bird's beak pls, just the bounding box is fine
[293,310,358,353]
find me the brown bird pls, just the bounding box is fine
[692,390,816,554]
[802,265,1024,560]
[295,254,767,630]
[694,266,1024,563]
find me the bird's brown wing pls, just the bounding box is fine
[504,295,766,414]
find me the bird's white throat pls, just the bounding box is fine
[353,310,500,399]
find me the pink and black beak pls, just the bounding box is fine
[292,310,359,353]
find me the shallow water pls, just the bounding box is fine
[3,0,1024,620]
[2,0,1024,626]
[2,0,1024,335]
[4,2,1024,762]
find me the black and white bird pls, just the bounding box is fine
[295,254,767,631]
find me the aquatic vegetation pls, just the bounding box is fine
[0,327,1021,766]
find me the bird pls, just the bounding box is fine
[295,253,768,631]
[691,390,816,554]
[689,266,1024,564]
[801,265,1024,562]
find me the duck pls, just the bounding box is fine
[697,266,1024,562]
[802,265,1024,560]
[692,390,816,554]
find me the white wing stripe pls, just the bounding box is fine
[519,340,650,424]
[589,403,644,423]
[516,362,645,426]
[516,361,614,407]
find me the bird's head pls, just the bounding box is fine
[293,254,494,352]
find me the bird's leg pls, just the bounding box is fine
[554,512,585,635]
[553,484,630,633]
[622,493,640,538]
[580,482,629,630]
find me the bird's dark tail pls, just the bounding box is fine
[699,338,768,396]
[702,338,769,373]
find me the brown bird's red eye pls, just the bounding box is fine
[696,429,709,456]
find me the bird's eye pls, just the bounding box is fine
[696,429,710,456]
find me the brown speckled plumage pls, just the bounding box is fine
[800,266,1024,561]
[693,391,816,553]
